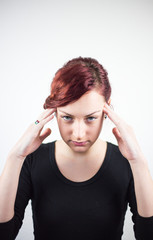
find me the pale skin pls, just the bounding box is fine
[0,109,56,222]
[0,90,153,224]
[55,91,108,182]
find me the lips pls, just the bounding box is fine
[72,141,87,146]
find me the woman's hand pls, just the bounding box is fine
[10,108,56,159]
[103,103,145,163]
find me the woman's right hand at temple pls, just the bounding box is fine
[9,108,56,159]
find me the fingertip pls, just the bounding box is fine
[47,128,52,136]
[103,103,110,111]
[112,127,121,139]
[103,106,108,114]
[104,102,109,106]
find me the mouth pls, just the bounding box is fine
[72,141,88,146]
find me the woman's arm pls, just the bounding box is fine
[103,103,153,217]
[129,157,153,217]
[0,154,25,222]
[0,108,55,222]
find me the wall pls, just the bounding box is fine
[0,0,153,239]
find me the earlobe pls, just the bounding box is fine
[104,114,107,119]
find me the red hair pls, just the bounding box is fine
[44,57,111,109]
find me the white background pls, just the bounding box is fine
[0,0,153,239]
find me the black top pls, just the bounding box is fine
[0,141,153,240]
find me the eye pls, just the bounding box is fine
[62,116,73,121]
[86,117,97,122]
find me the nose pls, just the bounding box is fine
[72,120,86,140]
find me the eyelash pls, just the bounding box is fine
[61,116,97,122]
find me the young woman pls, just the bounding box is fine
[0,57,153,239]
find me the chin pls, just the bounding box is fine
[71,147,90,153]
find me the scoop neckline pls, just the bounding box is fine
[49,140,112,187]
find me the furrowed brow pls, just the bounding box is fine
[59,110,101,117]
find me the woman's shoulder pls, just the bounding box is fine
[107,141,124,158]
[32,140,55,155]
[106,141,131,169]
[103,141,132,188]
[23,141,56,168]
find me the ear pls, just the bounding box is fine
[107,98,111,106]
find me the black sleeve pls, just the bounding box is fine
[0,154,33,240]
[127,172,153,240]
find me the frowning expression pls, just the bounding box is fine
[56,90,106,153]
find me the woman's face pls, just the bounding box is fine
[56,90,106,153]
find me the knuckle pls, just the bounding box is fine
[38,122,43,128]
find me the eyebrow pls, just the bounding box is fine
[59,110,102,117]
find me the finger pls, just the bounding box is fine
[112,127,121,142]
[41,113,55,125]
[39,128,52,142]
[37,108,56,122]
[33,112,55,134]
[103,103,125,127]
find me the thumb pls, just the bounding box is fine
[112,127,121,142]
[40,128,52,142]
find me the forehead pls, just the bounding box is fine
[57,91,105,116]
